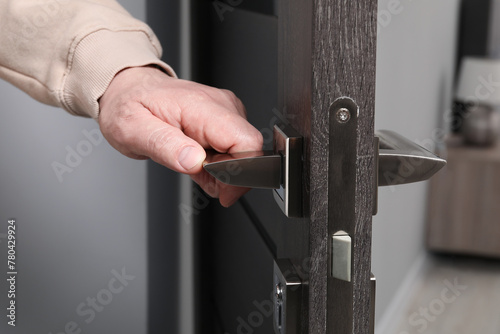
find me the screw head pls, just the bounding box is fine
[276,283,284,302]
[336,108,351,124]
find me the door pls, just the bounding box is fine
[145,1,448,333]
[191,1,378,333]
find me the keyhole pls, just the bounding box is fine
[278,302,283,328]
[276,283,284,330]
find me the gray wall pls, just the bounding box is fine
[0,1,149,333]
[373,0,459,327]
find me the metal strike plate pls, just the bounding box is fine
[273,259,303,334]
[203,125,303,218]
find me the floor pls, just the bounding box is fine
[392,254,500,334]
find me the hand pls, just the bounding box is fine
[98,66,263,207]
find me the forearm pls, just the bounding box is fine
[0,0,175,118]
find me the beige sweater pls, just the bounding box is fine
[0,0,175,119]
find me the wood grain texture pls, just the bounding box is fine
[281,0,377,332]
[203,0,377,332]
[311,1,377,333]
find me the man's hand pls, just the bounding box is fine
[98,66,263,207]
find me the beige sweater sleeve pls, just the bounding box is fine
[0,0,176,119]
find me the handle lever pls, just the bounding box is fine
[203,128,446,218]
[203,125,303,218]
[377,130,446,187]
[203,150,281,189]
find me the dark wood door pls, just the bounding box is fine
[148,1,378,333]
[193,1,378,333]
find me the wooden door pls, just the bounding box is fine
[147,0,378,333]
[193,1,378,333]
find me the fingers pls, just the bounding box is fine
[190,172,249,207]
[100,104,207,174]
[219,88,248,118]
[99,67,264,206]
[106,107,251,205]
[140,76,262,154]
[178,98,263,154]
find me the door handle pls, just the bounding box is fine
[203,125,446,217]
[204,124,303,218]
[376,130,446,186]
[203,150,282,189]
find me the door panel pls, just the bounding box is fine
[244,191,308,259]
[203,7,310,331]
[198,4,314,333]
[205,7,310,260]
[146,1,445,333]
[309,2,377,333]
[195,1,377,333]
[210,202,275,333]
[207,9,279,149]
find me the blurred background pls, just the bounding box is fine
[1,0,499,334]
[375,0,500,333]
[0,1,156,334]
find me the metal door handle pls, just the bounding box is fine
[376,130,446,187]
[203,126,446,217]
[204,125,303,218]
[204,150,282,189]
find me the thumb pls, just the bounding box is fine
[128,112,206,174]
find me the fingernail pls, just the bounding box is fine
[178,146,204,171]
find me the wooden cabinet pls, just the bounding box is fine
[427,140,500,257]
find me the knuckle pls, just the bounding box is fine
[254,129,264,143]
[222,89,246,116]
[220,88,236,99]
[116,101,139,121]
[220,89,240,105]
[251,130,264,148]
[190,88,213,104]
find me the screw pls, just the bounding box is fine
[336,108,351,123]
[276,283,284,302]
